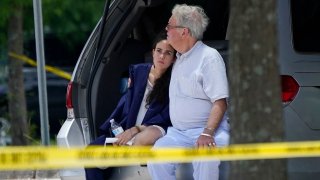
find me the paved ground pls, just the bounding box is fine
[0,170,60,179]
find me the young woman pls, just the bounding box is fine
[85,32,176,179]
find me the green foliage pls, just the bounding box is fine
[0,0,33,46]
[0,0,104,57]
[40,0,104,51]
[0,1,11,53]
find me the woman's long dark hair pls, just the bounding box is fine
[146,32,175,105]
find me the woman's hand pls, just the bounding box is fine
[113,129,133,146]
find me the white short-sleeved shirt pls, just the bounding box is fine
[169,41,229,130]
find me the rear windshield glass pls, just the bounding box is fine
[291,0,320,53]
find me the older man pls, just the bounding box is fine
[147,4,230,180]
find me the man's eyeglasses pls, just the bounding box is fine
[166,24,186,30]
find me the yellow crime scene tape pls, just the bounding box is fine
[1,141,320,170]
[8,52,72,80]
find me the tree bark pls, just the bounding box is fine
[7,2,29,145]
[228,0,286,179]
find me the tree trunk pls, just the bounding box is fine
[228,0,286,179]
[7,2,29,145]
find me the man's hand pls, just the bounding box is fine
[196,134,216,148]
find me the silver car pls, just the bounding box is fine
[57,0,320,179]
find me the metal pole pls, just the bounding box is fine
[32,0,50,145]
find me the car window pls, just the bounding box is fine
[291,0,320,53]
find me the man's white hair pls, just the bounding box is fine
[172,4,209,40]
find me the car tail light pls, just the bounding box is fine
[281,75,299,103]
[66,82,73,109]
